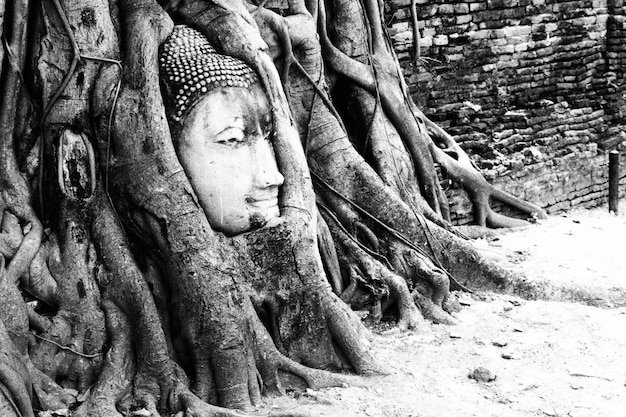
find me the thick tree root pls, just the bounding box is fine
[316,211,344,296]
[319,0,443,215]
[247,299,362,392]
[72,301,133,417]
[321,208,423,330]
[237,218,382,376]
[28,364,77,411]
[425,118,548,227]
[0,311,33,417]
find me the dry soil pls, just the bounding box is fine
[265,203,626,417]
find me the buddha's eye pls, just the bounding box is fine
[215,127,245,146]
[222,137,243,144]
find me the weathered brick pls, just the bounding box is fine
[455,3,470,14]
[437,4,455,14]
[433,34,449,45]
[393,0,626,222]
[457,14,473,24]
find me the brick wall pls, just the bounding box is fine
[386,0,626,224]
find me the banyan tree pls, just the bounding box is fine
[0,0,547,415]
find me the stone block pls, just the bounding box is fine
[487,0,519,8]
[437,4,455,14]
[457,14,473,24]
[420,36,433,47]
[470,2,487,12]
[455,3,470,14]
[433,35,449,45]
[514,42,529,52]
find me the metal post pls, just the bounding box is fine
[609,150,620,214]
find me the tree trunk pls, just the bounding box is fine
[0,0,549,415]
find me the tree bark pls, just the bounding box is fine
[0,0,550,415]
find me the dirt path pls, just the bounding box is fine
[482,205,626,307]
[267,204,626,416]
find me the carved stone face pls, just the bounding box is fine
[177,83,284,235]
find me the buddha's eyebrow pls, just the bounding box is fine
[204,116,244,132]
[214,127,245,141]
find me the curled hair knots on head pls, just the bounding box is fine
[159,25,259,128]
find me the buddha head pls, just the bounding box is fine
[159,26,284,236]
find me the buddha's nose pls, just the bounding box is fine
[253,139,284,189]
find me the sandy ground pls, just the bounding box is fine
[267,204,626,416]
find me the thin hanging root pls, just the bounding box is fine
[410,0,420,65]
[322,186,452,328]
[29,333,102,359]
[313,171,446,270]
[0,0,5,81]
[292,59,347,133]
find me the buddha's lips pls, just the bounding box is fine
[246,196,279,210]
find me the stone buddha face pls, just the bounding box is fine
[177,83,284,235]
[160,26,284,235]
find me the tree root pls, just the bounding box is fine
[424,116,548,227]
[0,212,22,258]
[72,301,133,417]
[247,299,361,393]
[322,208,423,330]
[237,217,382,376]
[179,389,322,417]
[28,364,76,412]
[0,0,46,297]
[250,6,297,93]
[412,291,455,325]
[0,317,33,417]
[319,0,443,214]
[316,210,343,295]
